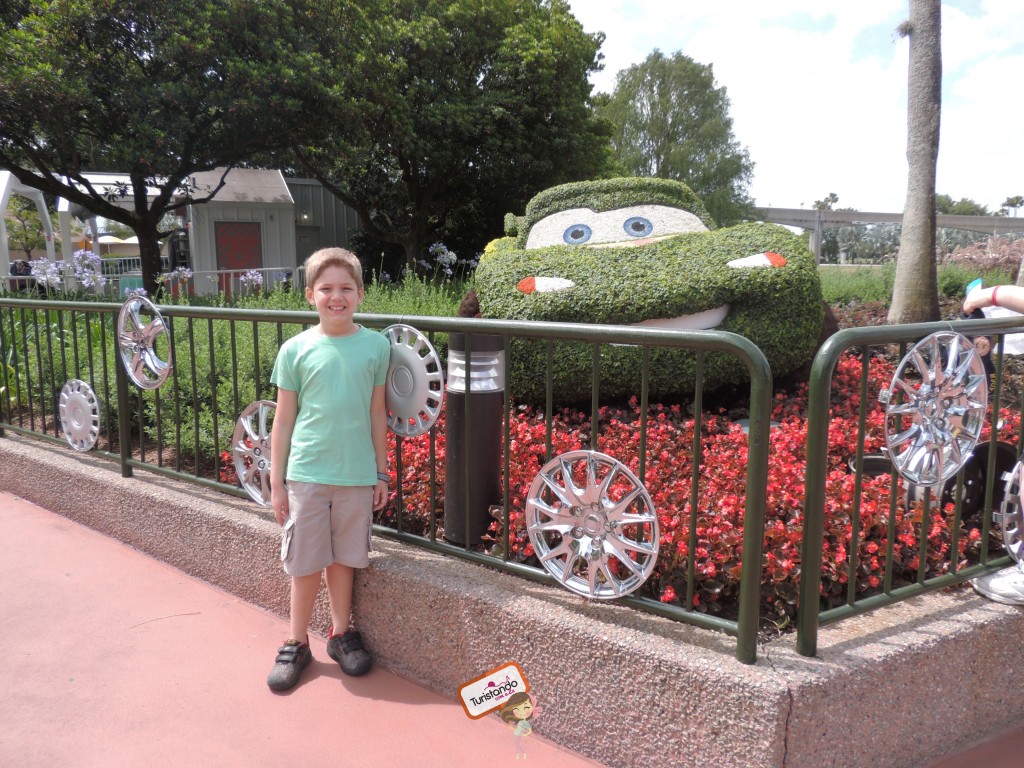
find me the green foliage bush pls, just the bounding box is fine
[818,265,896,305]
[146,274,465,459]
[936,262,1015,299]
[1,274,466,467]
[0,305,151,446]
[819,262,1016,306]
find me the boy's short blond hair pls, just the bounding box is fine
[304,247,364,291]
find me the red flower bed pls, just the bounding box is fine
[223,351,1021,627]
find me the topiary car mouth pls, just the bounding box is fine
[514,250,788,332]
[516,274,731,330]
[629,305,730,331]
[586,234,677,249]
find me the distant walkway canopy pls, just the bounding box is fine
[757,207,1024,263]
[0,171,57,275]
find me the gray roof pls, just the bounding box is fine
[189,168,294,205]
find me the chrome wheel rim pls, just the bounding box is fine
[58,379,100,451]
[1000,459,1024,563]
[879,331,987,487]
[526,450,659,599]
[232,400,276,506]
[382,324,444,437]
[117,296,172,389]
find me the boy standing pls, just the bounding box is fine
[266,247,391,691]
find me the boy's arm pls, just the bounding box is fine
[370,383,389,511]
[965,285,1024,314]
[270,388,298,526]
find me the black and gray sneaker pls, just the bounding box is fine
[327,628,372,676]
[267,640,312,691]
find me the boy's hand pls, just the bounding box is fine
[272,485,289,526]
[373,480,388,511]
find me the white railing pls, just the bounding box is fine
[163,267,297,298]
[2,265,303,299]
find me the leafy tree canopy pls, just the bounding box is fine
[4,195,58,260]
[294,0,614,271]
[935,194,989,216]
[0,0,361,294]
[596,49,755,227]
[1001,195,1023,216]
[813,193,840,210]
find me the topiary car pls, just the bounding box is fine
[473,177,824,402]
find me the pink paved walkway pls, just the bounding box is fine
[4,489,1024,768]
[0,492,605,768]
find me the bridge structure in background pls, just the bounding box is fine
[756,207,1024,263]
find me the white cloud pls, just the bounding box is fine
[572,2,1024,213]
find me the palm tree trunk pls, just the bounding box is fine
[889,0,942,324]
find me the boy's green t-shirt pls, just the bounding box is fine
[270,325,390,486]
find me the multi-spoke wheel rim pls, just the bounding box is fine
[525,450,659,599]
[117,296,172,389]
[999,459,1024,563]
[879,331,987,487]
[973,456,1024,602]
[58,379,101,451]
[232,400,276,506]
[382,324,444,437]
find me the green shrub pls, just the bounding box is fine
[818,265,895,305]
[818,262,1016,306]
[937,262,1014,299]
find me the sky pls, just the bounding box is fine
[570,1,1024,214]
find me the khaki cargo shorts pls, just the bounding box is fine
[281,480,373,576]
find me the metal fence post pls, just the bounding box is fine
[115,341,134,478]
[795,338,844,657]
[736,342,773,664]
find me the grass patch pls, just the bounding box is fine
[819,262,1015,306]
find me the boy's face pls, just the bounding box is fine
[306,265,363,335]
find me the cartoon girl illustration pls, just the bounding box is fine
[498,691,541,759]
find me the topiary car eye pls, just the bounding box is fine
[562,224,592,245]
[623,216,654,238]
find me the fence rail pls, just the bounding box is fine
[7,296,1023,663]
[0,296,773,663]
[797,316,1024,656]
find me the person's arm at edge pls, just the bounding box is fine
[964,285,1024,314]
[270,387,298,526]
[370,383,388,511]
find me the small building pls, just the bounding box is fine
[10,167,364,295]
[186,168,296,294]
[285,177,363,264]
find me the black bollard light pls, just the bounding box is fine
[444,332,504,547]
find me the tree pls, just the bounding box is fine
[0,0,357,295]
[1003,195,1024,217]
[935,194,989,216]
[814,193,840,210]
[4,195,56,260]
[889,0,941,324]
[596,50,755,226]
[294,0,613,272]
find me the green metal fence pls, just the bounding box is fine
[0,296,773,663]
[797,315,1024,657]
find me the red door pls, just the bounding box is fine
[215,221,262,297]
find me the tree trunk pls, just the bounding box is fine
[137,223,164,298]
[889,0,942,324]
